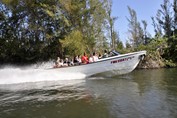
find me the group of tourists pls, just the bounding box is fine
[54,52,98,68]
[53,50,112,68]
[54,57,74,68]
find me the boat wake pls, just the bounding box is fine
[0,63,86,85]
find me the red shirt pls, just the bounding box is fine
[81,55,89,64]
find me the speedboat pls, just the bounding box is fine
[51,50,146,77]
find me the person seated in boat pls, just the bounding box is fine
[102,49,108,58]
[70,58,74,66]
[63,58,69,66]
[98,53,102,59]
[89,54,93,63]
[63,57,74,66]
[92,52,99,62]
[108,51,114,57]
[74,56,79,64]
[57,57,60,62]
[58,59,64,67]
[54,57,62,68]
[81,52,89,64]
[74,55,81,65]
[89,52,99,63]
[78,55,82,64]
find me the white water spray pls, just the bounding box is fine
[0,62,86,85]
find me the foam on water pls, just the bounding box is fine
[0,62,86,85]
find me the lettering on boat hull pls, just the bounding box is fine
[111,56,135,64]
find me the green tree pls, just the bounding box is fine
[173,0,177,32]
[105,0,118,50]
[127,6,144,48]
[151,16,163,38]
[0,0,114,64]
[61,30,86,57]
[142,20,151,44]
[0,0,70,63]
[156,0,173,38]
[153,0,177,63]
[113,31,123,50]
[60,0,109,53]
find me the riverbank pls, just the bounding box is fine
[137,55,177,69]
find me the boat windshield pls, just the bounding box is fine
[111,50,120,56]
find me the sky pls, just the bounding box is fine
[112,0,165,44]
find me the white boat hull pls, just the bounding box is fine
[51,51,146,77]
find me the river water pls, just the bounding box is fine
[0,66,177,118]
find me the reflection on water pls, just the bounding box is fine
[0,68,177,118]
